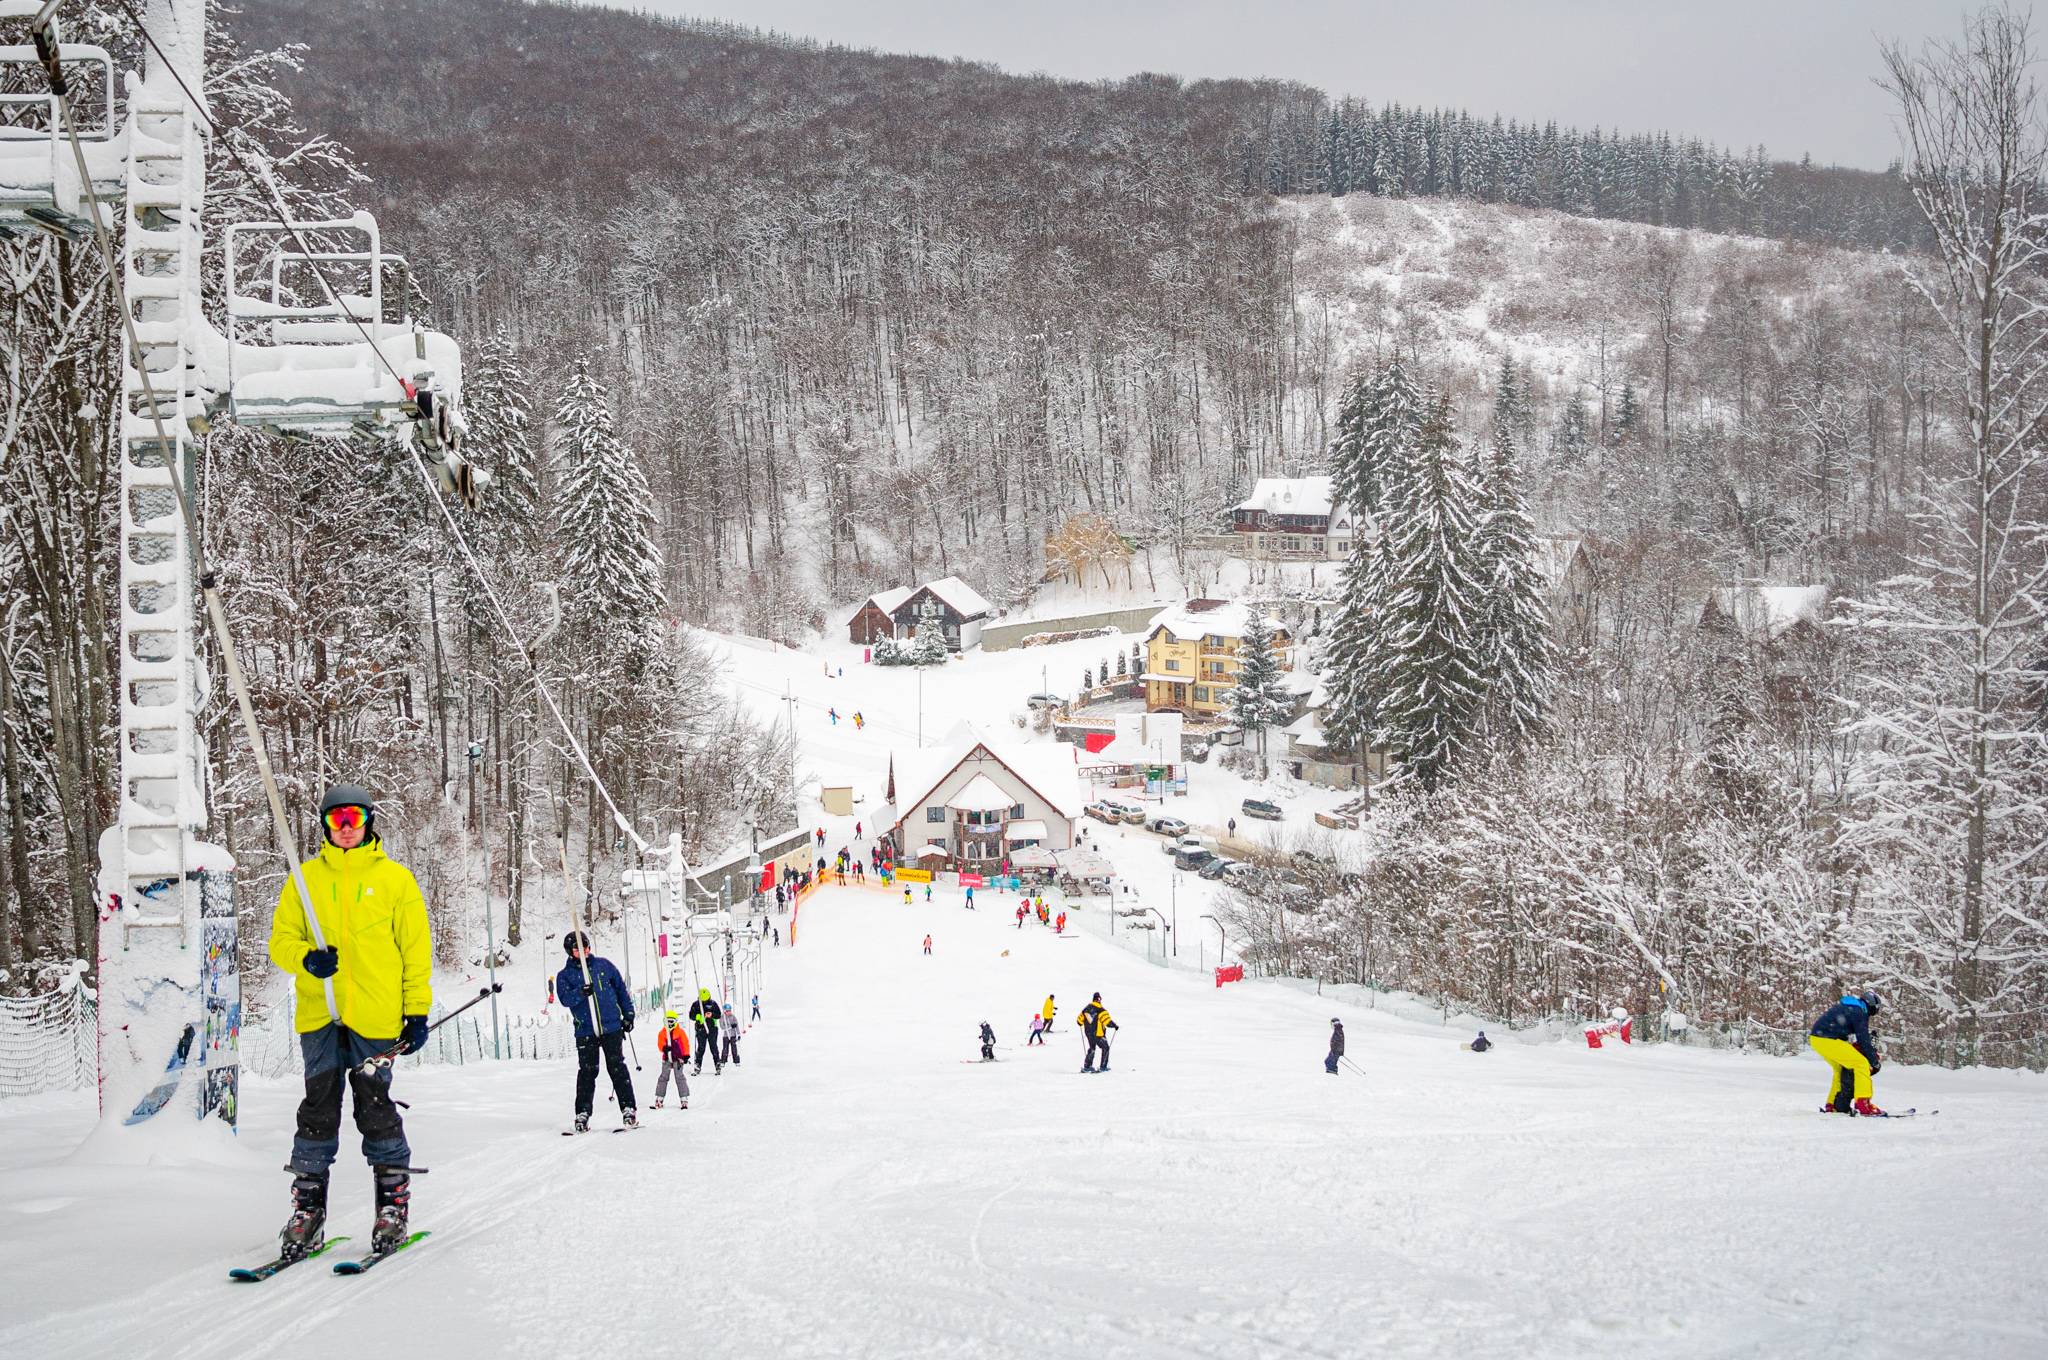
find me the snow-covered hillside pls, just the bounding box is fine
[4,883,2042,1358]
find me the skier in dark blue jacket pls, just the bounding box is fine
[555,931,638,1131]
[1809,991,1885,1116]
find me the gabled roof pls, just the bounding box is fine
[949,774,1015,812]
[860,586,914,616]
[1146,599,1284,644]
[1705,585,1831,641]
[1236,477,1337,518]
[1532,535,1586,594]
[907,575,993,620]
[888,735,1086,824]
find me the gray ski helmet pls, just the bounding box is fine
[1859,990,1882,1017]
[318,783,376,840]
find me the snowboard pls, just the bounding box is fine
[124,1024,198,1125]
[228,1235,350,1282]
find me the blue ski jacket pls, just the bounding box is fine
[1810,996,1877,1062]
[555,957,633,1041]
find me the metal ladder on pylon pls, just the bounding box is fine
[113,91,204,949]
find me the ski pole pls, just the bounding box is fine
[353,984,503,1075]
[1341,1056,1367,1077]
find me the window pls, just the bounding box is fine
[1313,538,1325,552]
[1211,661,1227,675]
[1164,659,1179,672]
[1193,686,1210,702]
[1009,803,1025,819]
[926,806,944,823]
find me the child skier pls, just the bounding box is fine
[266,784,433,1260]
[978,1021,997,1062]
[1810,991,1887,1116]
[1027,1014,1045,1045]
[555,931,638,1132]
[653,1011,690,1109]
[923,934,933,955]
[1325,1018,1345,1074]
[722,1008,743,1067]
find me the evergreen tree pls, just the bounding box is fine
[1328,358,1423,519]
[1228,609,1294,778]
[1616,383,1641,434]
[1374,395,1489,789]
[464,325,538,527]
[1471,424,1550,748]
[555,357,666,647]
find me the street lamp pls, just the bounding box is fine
[1201,913,1225,966]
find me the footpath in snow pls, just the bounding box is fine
[3,885,2045,1359]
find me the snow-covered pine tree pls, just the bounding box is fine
[1227,609,1294,779]
[464,325,538,526]
[1471,421,1550,749]
[554,357,666,654]
[1329,359,1424,518]
[1374,394,1489,789]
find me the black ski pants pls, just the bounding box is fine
[695,1025,722,1071]
[1084,1034,1110,1071]
[291,1023,408,1173]
[575,1030,636,1116]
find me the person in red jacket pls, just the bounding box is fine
[653,1011,690,1109]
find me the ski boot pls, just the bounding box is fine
[370,1167,411,1253]
[650,1099,664,1110]
[621,1108,639,1129]
[574,1113,590,1133]
[279,1168,329,1261]
[677,1099,688,1109]
[1852,1097,1888,1118]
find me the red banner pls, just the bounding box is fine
[657,934,669,958]
[1083,731,1114,753]
[761,862,777,890]
[958,873,985,887]
[1214,965,1244,987]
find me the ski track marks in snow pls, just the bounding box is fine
[4,887,2047,1358]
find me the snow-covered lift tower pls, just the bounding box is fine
[1,0,474,1152]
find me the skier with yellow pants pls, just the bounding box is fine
[1809,991,1886,1117]
[267,784,434,1260]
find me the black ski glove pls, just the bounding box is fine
[1869,1056,1882,1075]
[581,982,594,999]
[398,1014,428,1055]
[303,946,339,979]
[621,1015,635,1035]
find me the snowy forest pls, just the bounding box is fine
[2,0,2043,1066]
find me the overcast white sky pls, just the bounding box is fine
[596,0,1971,170]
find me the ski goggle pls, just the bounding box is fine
[324,806,367,834]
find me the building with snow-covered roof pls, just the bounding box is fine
[1702,584,1830,643]
[1228,477,1366,562]
[1141,598,1291,719]
[884,730,1083,872]
[848,586,916,644]
[848,576,995,651]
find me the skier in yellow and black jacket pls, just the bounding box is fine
[265,784,433,1260]
[1078,993,1119,1073]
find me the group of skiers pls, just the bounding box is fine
[259,779,1906,1274]
[1013,897,1064,932]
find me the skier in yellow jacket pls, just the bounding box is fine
[266,784,433,1260]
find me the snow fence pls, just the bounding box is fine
[0,984,96,1097]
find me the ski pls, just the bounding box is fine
[332,1230,430,1275]
[227,1235,350,1282]
[123,1023,197,1125]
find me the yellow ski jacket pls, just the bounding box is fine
[268,838,433,1039]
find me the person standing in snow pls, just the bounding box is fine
[556,931,638,1132]
[904,886,913,906]
[267,784,432,1260]
[688,989,724,1075]
[1078,993,1118,1072]
[978,1021,997,1061]
[652,1011,690,1109]
[1016,904,1027,929]
[965,885,975,909]
[1041,995,1056,1033]
[1810,992,1887,1116]
[751,995,761,1021]
[1325,1018,1345,1074]
[1027,1013,1045,1045]
[721,1006,743,1067]
[922,934,933,955]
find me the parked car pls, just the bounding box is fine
[1240,798,1284,821]
[1170,833,1216,858]
[1105,801,1147,825]
[1083,802,1116,823]
[1145,814,1189,837]
[1027,693,1065,710]
[1197,856,1233,881]
[1220,861,1253,882]
[1173,847,1214,871]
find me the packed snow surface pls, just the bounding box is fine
[3,883,2045,1358]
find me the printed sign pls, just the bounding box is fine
[895,868,932,883]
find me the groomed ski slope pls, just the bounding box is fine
[4,886,2046,1359]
